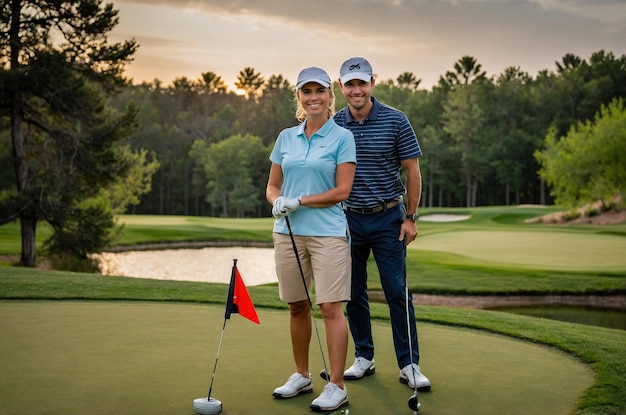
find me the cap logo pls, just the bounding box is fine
[349,64,361,71]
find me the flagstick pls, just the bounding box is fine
[206,259,237,400]
[206,318,227,399]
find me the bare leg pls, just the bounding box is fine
[289,300,312,376]
[319,301,348,389]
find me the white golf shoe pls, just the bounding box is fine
[343,356,375,379]
[399,363,431,391]
[310,382,348,412]
[272,372,313,398]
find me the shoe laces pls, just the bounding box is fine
[287,373,306,385]
[320,382,339,398]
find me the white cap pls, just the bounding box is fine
[339,57,373,84]
[296,67,331,90]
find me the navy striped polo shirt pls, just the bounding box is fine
[334,97,422,209]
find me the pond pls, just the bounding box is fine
[93,247,278,286]
[488,305,626,331]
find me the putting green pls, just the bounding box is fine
[411,230,626,271]
[0,301,591,415]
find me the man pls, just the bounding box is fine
[331,56,431,391]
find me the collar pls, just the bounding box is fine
[345,96,381,124]
[297,117,335,138]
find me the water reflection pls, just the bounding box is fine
[488,305,626,330]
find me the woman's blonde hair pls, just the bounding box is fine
[294,85,336,123]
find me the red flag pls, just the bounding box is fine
[225,262,260,324]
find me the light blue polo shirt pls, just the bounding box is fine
[270,117,356,237]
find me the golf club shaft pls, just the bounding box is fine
[405,241,420,409]
[406,285,420,411]
[404,240,417,385]
[406,285,417,389]
[284,215,330,382]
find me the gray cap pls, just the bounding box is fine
[296,67,332,90]
[339,57,373,84]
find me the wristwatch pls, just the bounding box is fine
[406,212,419,222]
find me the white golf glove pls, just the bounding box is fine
[272,196,287,218]
[283,196,302,212]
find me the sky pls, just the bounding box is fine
[109,0,626,91]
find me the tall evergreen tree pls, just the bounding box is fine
[443,83,487,207]
[256,74,294,145]
[487,66,535,205]
[235,67,264,101]
[1,0,139,266]
[440,55,487,87]
[396,72,421,91]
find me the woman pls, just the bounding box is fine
[266,66,356,412]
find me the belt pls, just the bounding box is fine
[344,197,402,215]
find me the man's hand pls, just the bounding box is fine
[272,196,287,218]
[399,220,418,245]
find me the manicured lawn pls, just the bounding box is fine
[411,230,626,271]
[0,301,594,415]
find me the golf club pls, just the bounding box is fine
[406,284,420,413]
[284,215,330,383]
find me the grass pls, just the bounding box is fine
[1,205,626,414]
[0,301,593,415]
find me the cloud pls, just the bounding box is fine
[112,0,626,88]
[529,0,626,25]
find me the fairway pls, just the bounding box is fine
[411,230,626,271]
[118,214,273,230]
[0,301,592,415]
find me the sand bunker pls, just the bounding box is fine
[420,214,470,222]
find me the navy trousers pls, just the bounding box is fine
[345,204,420,369]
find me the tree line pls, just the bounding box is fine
[110,52,626,217]
[2,0,625,266]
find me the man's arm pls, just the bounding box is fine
[399,157,422,244]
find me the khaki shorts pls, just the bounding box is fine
[273,233,351,305]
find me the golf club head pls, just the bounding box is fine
[192,397,222,415]
[408,390,420,411]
